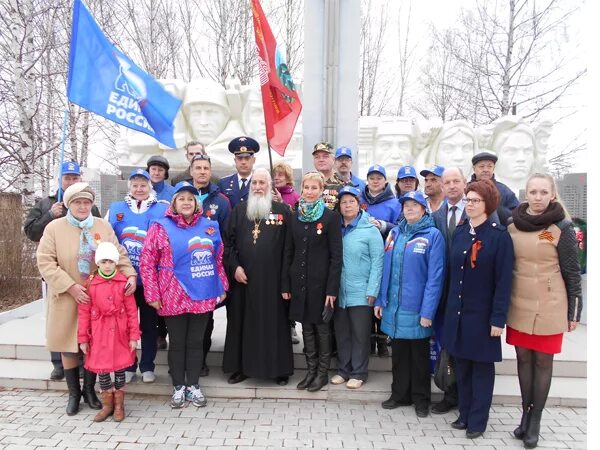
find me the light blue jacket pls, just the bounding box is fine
[376,215,445,339]
[338,212,384,308]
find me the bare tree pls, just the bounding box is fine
[428,0,585,125]
[395,1,417,116]
[359,0,389,116]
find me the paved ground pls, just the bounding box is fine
[0,388,586,449]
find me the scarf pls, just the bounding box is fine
[66,210,96,280]
[124,191,158,214]
[297,197,326,223]
[512,202,565,232]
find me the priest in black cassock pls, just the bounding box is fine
[223,165,294,385]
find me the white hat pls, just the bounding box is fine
[95,242,120,264]
[63,182,95,207]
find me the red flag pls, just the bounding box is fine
[251,0,302,156]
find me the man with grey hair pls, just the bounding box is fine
[222,168,294,386]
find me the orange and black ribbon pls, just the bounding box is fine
[470,240,482,269]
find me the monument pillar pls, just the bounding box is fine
[303,0,360,173]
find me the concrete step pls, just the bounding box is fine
[0,311,588,378]
[0,358,586,407]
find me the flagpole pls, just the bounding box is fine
[57,108,69,202]
[266,138,274,174]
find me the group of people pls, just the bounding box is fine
[28,137,581,449]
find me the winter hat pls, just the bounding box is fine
[95,242,120,264]
[63,182,95,207]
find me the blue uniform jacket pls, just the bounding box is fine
[152,181,176,202]
[218,173,250,208]
[350,174,366,192]
[442,219,514,363]
[200,182,231,231]
[375,215,446,339]
[360,184,402,234]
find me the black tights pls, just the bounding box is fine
[515,346,554,412]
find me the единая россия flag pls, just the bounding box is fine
[67,0,181,148]
[251,0,302,157]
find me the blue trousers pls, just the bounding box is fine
[127,286,157,373]
[455,356,495,432]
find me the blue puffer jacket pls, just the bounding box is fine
[361,184,402,226]
[375,215,445,339]
[338,212,384,308]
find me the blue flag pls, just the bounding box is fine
[67,0,181,148]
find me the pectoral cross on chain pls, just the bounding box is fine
[252,221,261,244]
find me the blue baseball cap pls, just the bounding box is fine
[367,164,387,178]
[399,190,428,209]
[335,146,353,159]
[420,165,445,178]
[129,168,151,180]
[397,165,417,180]
[61,161,81,176]
[338,186,361,200]
[173,181,199,196]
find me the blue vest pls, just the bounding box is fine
[157,217,224,302]
[108,201,168,281]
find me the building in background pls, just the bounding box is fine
[557,173,587,220]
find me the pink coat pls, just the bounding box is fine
[139,208,229,316]
[78,272,140,373]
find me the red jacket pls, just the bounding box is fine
[78,272,140,373]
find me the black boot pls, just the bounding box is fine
[370,336,377,355]
[82,369,102,410]
[523,408,542,448]
[64,367,81,416]
[514,403,532,439]
[377,336,389,357]
[307,324,331,392]
[297,325,318,390]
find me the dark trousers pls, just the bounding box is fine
[390,338,431,408]
[203,312,214,366]
[164,313,209,386]
[333,306,372,381]
[454,356,495,432]
[157,316,167,339]
[127,286,158,373]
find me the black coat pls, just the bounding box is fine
[442,219,514,363]
[289,208,343,324]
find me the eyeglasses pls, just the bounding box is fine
[465,198,484,204]
[191,154,211,163]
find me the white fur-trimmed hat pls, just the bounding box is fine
[63,182,95,207]
[94,242,120,264]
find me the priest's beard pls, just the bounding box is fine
[246,191,273,221]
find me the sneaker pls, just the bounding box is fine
[170,385,186,409]
[187,384,207,407]
[142,371,156,383]
[125,371,136,383]
[346,378,364,389]
[330,374,347,385]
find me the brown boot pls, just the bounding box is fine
[93,390,114,422]
[113,389,125,422]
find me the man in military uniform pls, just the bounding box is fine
[24,161,101,380]
[312,142,346,210]
[217,137,259,208]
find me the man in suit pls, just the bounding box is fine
[431,167,468,414]
[217,136,259,208]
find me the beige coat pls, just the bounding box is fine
[507,223,568,335]
[37,217,136,353]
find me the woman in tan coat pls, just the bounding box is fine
[506,174,582,449]
[37,182,137,416]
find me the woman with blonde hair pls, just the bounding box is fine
[506,173,582,449]
[288,172,343,392]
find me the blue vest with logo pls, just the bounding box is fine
[157,217,224,302]
[108,201,168,283]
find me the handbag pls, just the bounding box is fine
[433,348,456,393]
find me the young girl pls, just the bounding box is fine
[78,242,140,422]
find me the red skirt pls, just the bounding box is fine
[506,326,563,354]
